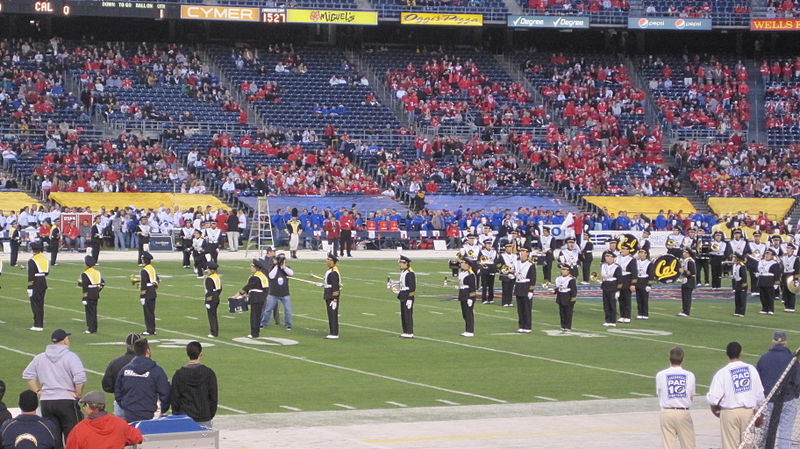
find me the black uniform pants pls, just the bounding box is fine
[339,231,352,256]
[634,283,649,317]
[697,258,710,285]
[400,299,414,334]
[90,242,100,264]
[759,286,775,313]
[602,290,617,324]
[249,300,265,337]
[542,258,553,282]
[182,241,192,266]
[84,299,98,333]
[193,251,206,277]
[734,288,747,315]
[138,239,148,264]
[618,281,632,319]
[480,273,495,302]
[10,242,19,266]
[206,299,219,337]
[710,256,724,288]
[143,297,157,334]
[500,278,514,305]
[41,399,82,449]
[681,286,693,315]
[30,289,46,328]
[783,276,797,310]
[749,271,759,293]
[460,299,475,333]
[516,295,532,330]
[581,258,592,282]
[209,244,219,263]
[558,301,574,329]
[50,245,59,265]
[325,298,339,336]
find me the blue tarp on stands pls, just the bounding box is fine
[422,195,576,212]
[239,195,408,213]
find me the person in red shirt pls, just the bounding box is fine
[65,390,143,449]
[338,211,355,257]
[323,216,341,256]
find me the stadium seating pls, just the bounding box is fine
[639,0,749,26]
[373,0,508,22]
[518,0,628,24]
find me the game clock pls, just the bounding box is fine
[262,9,286,23]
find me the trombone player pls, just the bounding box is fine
[499,242,517,307]
[780,244,799,312]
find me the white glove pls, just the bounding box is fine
[315,282,323,288]
[27,289,33,297]
[331,301,338,310]
[140,298,146,306]
[527,292,534,300]
[205,303,211,310]
[614,291,620,300]
[645,286,651,292]
[82,300,88,306]
[467,299,473,307]
[405,299,413,309]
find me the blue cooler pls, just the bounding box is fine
[129,415,218,449]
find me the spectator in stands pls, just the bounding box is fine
[65,391,143,449]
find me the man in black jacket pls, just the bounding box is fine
[171,341,217,428]
[101,333,140,421]
[227,210,240,252]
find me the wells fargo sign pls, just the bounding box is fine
[400,12,483,26]
[286,8,377,25]
[180,5,259,21]
[751,19,800,31]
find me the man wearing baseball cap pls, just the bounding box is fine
[101,333,140,421]
[22,330,87,449]
[65,391,143,449]
[756,331,800,449]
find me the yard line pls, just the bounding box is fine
[0,320,6,324]
[0,344,104,376]
[436,399,460,406]
[582,394,608,399]
[386,401,407,408]
[429,311,444,315]
[0,295,508,405]
[333,403,356,410]
[184,316,199,320]
[534,396,558,402]
[280,406,302,412]
[649,310,800,335]
[71,318,84,322]
[217,405,248,414]
[222,315,236,319]
[361,312,376,316]
[629,392,652,397]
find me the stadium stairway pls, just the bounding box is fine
[494,53,563,128]
[746,59,766,144]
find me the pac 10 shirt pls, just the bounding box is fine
[656,366,696,408]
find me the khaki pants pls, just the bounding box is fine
[227,231,239,251]
[289,234,299,251]
[720,408,754,449]
[661,409,696,449]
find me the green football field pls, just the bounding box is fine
[0,256,793,415]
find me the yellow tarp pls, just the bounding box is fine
[49,193,228,211]
[0,192,42,214]
[583,196,696,218]
[708,197,795,221]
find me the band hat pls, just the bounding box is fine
[206,262,219,270]
[30,241,43,251]
[327,252,339,262]
[566,238,575,243]
[771,235,782,241]
[559,264,571,270]
[483,239,493,244]
[399,255,411,264]
[518,247,531,253]
[140,251,153,261]
[765,249,777,256]
[603,251,616,258]
[84,256,96,267]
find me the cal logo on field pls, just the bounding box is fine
[730,367,751,393]
[666,374,687,398]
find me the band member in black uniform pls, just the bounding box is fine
[553,265,577,332]
[204,221,221,264]
[749,248,782,315]
[322,253,341,339]
[9,221,21,267]
[745,231,766,295]
[579,230,593,285]
[616,245,635,323]
[191,230,207,279]
[606,238,619,257]
[204,261,222,338]
[709,231,730,289]
[456,259,477,337]
[139,251,159,335]
[180,221,194,268]
[539,227,556,284]
[397,256,416,338]
[48,218,61,266]
[665,228,684,259]
[677,249,696,317]
[731,254,748,317]
[557,238,581,278]
[768,235,785,257]
[478,239,497,304]
[780,244,799,312]
[640,229,652,255]
[27,242,49,331]
[458,234,481,262]
[513,247,537,334]
[600,251,622,327]
[237,259,268,338]
[137,217,151,266]
[498,242,517,307]
[79,256,104,334]
[89,215,103,264]
[694,229,711,286]
[633,249,654,320]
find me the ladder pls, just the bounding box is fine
[245,196,274,256]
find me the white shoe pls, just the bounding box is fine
[207,334,216,338]
[325,335,339,340]
[733,313,744,317]
[84,330,93,334]
[142,331,152,336]
[640,316,649,320]
[759,311,768,315]
[768,311,774,315]
[196,276,204,279]
[247,334,254,338]
[636,315,643,319]
[517,328,525,333]
[602,322,615,327]
[580,281,589,285]
[676,313,688,317]
[399,333,414,338]
[751,293,759,297]
[29,327,43,331]
[785,309,796,313]
[460,332,474,337]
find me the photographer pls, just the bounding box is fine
[261,252,293,330]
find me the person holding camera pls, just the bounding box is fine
[261,252,293,330]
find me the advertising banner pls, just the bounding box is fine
[286,8,378,25]
[750,18,800,31]
[180,5,260,21]
[507,15,589,28]
[400,12,483,26]
[627,17,712,30]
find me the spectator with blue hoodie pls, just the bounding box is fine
[114,339,170,423]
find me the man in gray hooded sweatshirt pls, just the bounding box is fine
[22,329,86,449]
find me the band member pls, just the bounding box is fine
[204,261,222,338]
[731,254,748,317]
[180,221,194,268]
[768,234,785,257]
[139,251,159,335]
[513,247,537,334]
[523,227,537,252]
[286,209,303,259]
[237,259,268,338]
[89,215,103,264]
[665,228,684,259]
[615,245,635,323]
[557,238,581,278]
[397,256,416,338]
[601,251,622,327]
[694,228,711,286]
[745,231,766,295]
[729,229,747,258]
[498,242,517,307]
[749,248,781,315]
[478,239,497,304]
[261,246,281,327]
[607,238,619,257]
[191,230,207,279]
[137,217,150,266]
[322,253,341,339]
[677,249,696,317]
[204,221,221,263]
[27,242,49,331]
[709,231,730,289]
[553,265,577,332]
[480,226,495,248]
[539,227,556,283]
[640,229,652,255]
[456,259,477,337]
[48,218,61,266]
[633,249,654,320]
[458,234,481,262]
[579,230,593,285]
[79,256,104,334]
[780,244,799,313]
[9,221,21,267]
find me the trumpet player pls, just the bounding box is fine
[397,255,416,338]
[499,242,517,307]
[479,239,497,304]
[677,249,696,317]
[666,228,684,259]
[558,238,580,278]
[579,230,593,285]
[513,247,537,334]
[553,265,577,332]
[749,248,781,315]
[731,254,748,317]
[139,251,159,335]
[79,256,104,334]
[601,251,622,327]
[616,245,635,323]
[780,244,799,312]
[746,231,766,296]
[457,259,477,337]
[633,249,654,320]
[709,231,730,289]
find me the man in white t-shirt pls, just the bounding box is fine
[656,347,696,449]
[707,341,766,449]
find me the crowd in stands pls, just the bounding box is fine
[765,0,800,18]
[762,58,800,130]
[525,0,629,15]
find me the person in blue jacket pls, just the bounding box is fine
[114,339,170,423]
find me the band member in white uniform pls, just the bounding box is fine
[478,239,498,304]
[553,265,577,332]
[499,242,517,307]
[557,238,581,278]
[666,228,684,259]
[601,251,622,327]
[709,231,730,289]
[633,249,654,320]
[513,247,536,333]
[779,244,799,312]
[204,221,221,263]
[745,231,767,296]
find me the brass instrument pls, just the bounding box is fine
[386,277,401,294]
[479,254,490,269]
[541,280,552,289]
[711,243,720,252]
[590,272,599,282]
[130,274,141,285]
[786,275,800,295]
[500,265,514,277]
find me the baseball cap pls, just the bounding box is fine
[125,333,141,346]
[773,331,787,343]
[51,329,71,343]
[79,390,106,405]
